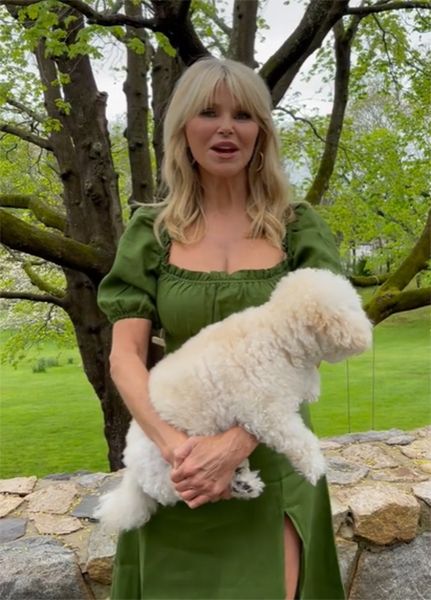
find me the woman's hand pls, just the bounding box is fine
[171,427,258,509]
[160,428,189,467]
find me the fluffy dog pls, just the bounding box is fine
[96,268,372,531]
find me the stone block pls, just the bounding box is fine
[412,480,431,506]
[31,513,83,535]
[71,494,100,520]
[349,485,420,544]
[336,538,358,592]
[370,466,428,482]
[341,443,399,469]
[385,434,415,446]
[0,494,25,518]
[401,437,431,460]
[72,473,108,489]
[0,536,91,599]
[330,491,350,534]
[0,517,27,543]
[0,477,37,495]
[331,429,404,445]
[350,532,431,600]
[326,457,369,485]
[85,524,117,585]
[27,482,79,514]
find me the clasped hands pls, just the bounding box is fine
[166,427,258,510]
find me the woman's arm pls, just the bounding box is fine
[111,318,258,507]
[171,427,258,508]
[110,318,188,465]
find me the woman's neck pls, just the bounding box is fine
[199,170,248,215]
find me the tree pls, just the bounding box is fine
[1,0,430,468]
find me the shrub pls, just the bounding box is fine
[32,359,47,373]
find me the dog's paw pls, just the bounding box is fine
[305,454,326,486]
[231,466,265,499]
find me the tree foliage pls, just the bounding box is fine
[0,0,430,466]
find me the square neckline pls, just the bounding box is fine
[160,232,290,281]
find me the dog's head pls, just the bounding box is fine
[268,268,373,364]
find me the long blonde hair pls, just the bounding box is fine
[154,58,294,248]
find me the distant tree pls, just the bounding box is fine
[0,0,430,467]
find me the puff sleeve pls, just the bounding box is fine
[286,201,342,274]
[97,206,162,327]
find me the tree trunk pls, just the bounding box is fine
[35,11,128,468]
[151,46,183,186]
[124,0,154,205]
[65,270,130,470]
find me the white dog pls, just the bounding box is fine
[96,268,372,531]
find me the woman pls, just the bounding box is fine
[98,58,345,600]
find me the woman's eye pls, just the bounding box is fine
[235,111,252,120]
[199,108,216,117]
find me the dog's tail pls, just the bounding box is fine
[94,469,157,532]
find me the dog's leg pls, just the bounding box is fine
[95,468,158,532]
[247,410,325,485]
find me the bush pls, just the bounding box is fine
[45,357,60,367]
[32,359,47,373]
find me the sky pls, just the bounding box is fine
[93,0,336,122]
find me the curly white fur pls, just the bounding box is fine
[96,268,372,531]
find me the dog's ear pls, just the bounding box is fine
[270,268,373,364]
[312,307,373,363]
[301,270,373,363]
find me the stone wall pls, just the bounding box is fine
[0,426,430,599]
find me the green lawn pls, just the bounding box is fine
[1,306,430,478]
[0,342,109,479]
[312,306,430,435]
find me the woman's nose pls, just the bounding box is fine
[217,114,234,135]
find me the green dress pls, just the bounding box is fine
[98,201,345,600]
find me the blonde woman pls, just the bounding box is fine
[98,58,345,600]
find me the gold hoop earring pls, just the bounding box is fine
[256,151,264,172]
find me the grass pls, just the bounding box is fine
[312,305,430,436]
[0,341,109,479]
[1,306,430,478]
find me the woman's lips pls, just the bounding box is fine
[210,143,239,158]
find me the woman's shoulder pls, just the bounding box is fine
[284,201,342,273]
[287,200,317,227]
[121,203,166,246]
[128,203,163,228]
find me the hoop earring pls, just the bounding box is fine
[187,147,196,167]
[256,151,264,172]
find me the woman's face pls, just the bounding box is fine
[184,82,260,179]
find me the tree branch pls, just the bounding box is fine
[22,262,66,298]
[0,194,66,231]
[260,0,349,106]
[305,17,360,205]
[0,209,111,279]
[365,287,431,325]
[0,290,66,308]
[0,122,53,151]
[209,8,232,37]
[6,98,45,123]
[346,2,431,15]
[151,0,210,65]
[227,0,258,67]
[365,209,431,323]
[350,274,389,287]
[0,0,157,27]
[381,208,431,291]
[275,107,327,144]
[374,206,417,237]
